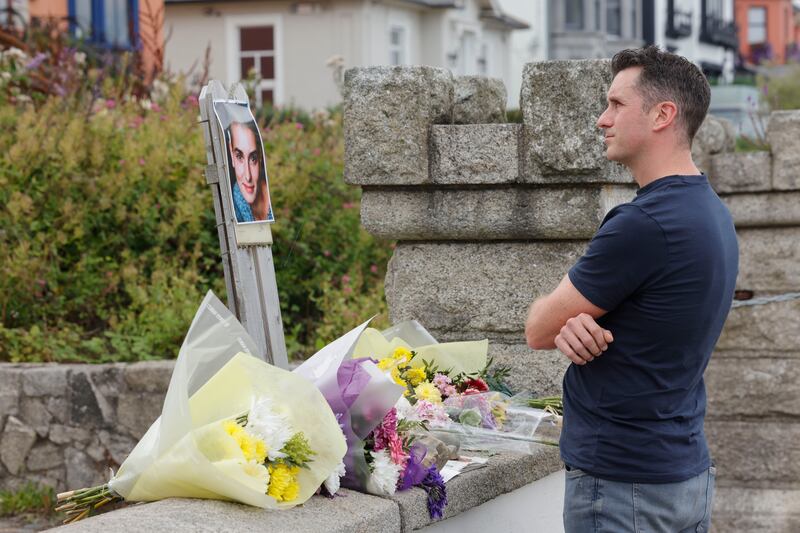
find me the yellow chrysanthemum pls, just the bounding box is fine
[268,463,301,502]
[224,420,242,437]
[414,381,442,403]
[254,439,268,464]
[223,420,268,463]
[392,346,412,361]
[405,367,427,387]
[389,366,409,392]
[283,478,300,501]
[377,357,395,371]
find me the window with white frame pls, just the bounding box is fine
[565,0,584,30]
[459,30,477,75]
[389,25,407,66]
[607,0,622,36]
[594,0,602,30]
[747,7,767,44]
[238,25,277,106]
[478,43,488,76]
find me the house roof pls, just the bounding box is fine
[164,0,530,30]
[479,9,529,30]
[477,0,530,30]
[397,0,460,7]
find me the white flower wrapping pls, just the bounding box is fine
[106,291,347,509]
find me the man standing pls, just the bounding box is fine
[524,47,738,532]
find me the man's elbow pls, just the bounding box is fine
[525,301,555,350]
[526,328,555,350]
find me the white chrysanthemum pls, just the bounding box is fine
[323,461,346,495]
[394,395,414,421]
[245,396,294,460]
[366,450,400,496]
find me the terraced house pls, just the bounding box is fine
[162,0,528,109]
[2,0,165,76]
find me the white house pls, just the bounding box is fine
[646,0,737,82]
[496,0,548,108]
[544,1,736,81]
[163,0,528,110]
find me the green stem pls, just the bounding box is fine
[55,483,124,524]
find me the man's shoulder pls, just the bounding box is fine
[601,202,660,230]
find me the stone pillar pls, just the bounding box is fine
[343,66,454,186]
[345,63,800,532]
[520,60,631,182]
[344,61,636,397]
[705,113,800,532]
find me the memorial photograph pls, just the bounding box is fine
[213,100,274,223]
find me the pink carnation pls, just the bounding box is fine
[412,400,449,427]
[433,373,457,398]
[388,433,407,469]
[372,408,399,452]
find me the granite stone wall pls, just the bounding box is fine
[343,63,800,532]
[0,361,172,492]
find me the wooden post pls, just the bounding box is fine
[197,80,289,368]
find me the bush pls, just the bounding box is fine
[0,483,57,517]
[264,109,392,355]
[759,65,800,111]
[0,32,391,363]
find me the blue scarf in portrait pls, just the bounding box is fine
[232,183,255,223]
[232,183,273,222]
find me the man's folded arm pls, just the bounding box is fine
[525,273,608,350]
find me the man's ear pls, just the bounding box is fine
[652,101,679,133]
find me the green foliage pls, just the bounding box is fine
[759,66,800,111]
[736,65,800,152]
[264,109,392,355]
[0,34,391,363]
[735,135,769,153]
[505,108,523,123]
[280,432,315,468]
[0,483,56,517]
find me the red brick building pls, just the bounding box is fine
[736,0,800,64]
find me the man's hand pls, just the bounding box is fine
[555,313,614,365]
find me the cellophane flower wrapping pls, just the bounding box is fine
[293,320,405,494]
[351,320,489,378]
[437,392,561,453]
[106,291,347,509]
[352,320,560,454]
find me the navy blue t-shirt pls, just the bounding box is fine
[561,174,739,483]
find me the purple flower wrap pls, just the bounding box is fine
[316,357,400,491]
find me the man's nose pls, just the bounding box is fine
[596,108,611,130]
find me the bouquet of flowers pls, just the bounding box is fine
[56,292,347,523]
[352,321,562,453]
[293,320,450,519]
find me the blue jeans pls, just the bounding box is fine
[563,464,716,533]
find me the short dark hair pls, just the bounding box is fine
[611,45,710,145]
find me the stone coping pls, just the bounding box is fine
[52,449,562,533]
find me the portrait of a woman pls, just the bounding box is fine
[213,101,274,223]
